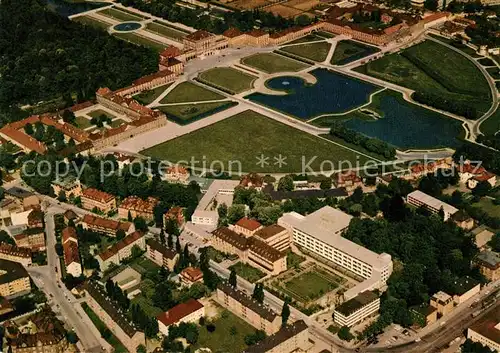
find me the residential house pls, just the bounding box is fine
[164,165,189,184]
[239,173,264,190]
[157,299,205,336]
[84,281,145,352]
[430,291,454,317]
[62,227,82,277]
[4,187,39,209]
[51,177,82,200]
[452,210,474,231]
[63,210,78,225]
[27,208,44,228]
[0,259,31,298]
[217,283,281,335]
[118,196,159,222]
[14,228,45,251]
[146,238,179,271]
[334,171,363,192]
[0,243,32,267]
[179,267,203,286]
[11,319,68,353]
[81,214,135,237]
[81,188,116,213]
[97,231,146,271]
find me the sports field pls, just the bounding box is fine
[113,32,166,52]
[160,82,225,104]
[281,42,332,62]
[241,53,309,73]
[198,67,257,94]
[142,110,372,173]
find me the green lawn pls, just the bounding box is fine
[88,109,116,120]
[159,82,225,104]
[203,246,238,263]
[191,309,256,353]
[480,107,500,136]
[130,293,163,317]
[108,119,126,128]
[280,42,332,62]
[487,67,500,80]
[473,198,500,218]
[478,58,496,66]
[142,110,372,173]
[158,101,237,124]
[130,257,161,275]
[134,83,172,105]
[146,21,187,41]
[283,269,340,301]
[286,251,306,269]
[316,31,336,38]
[81,303,128,352]
[229,261,266,282]
[198,67,257,94]
[241,53,310,73]
[99,7,143,22]
[285,34,325,45]
[74,115,92,129]
[330,40,380,65]
[73,15,111,30]
[113,32,167,52]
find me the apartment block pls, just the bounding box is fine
[278,206,392,300]
[242,320,309,353]
[164,165,189,184]
[118,196,159,222]
[333,291,380,327]
[81,188,116,213]
[157,299,205,336]
[146,238,179,271]
[84,281,145,352]
[0,242,32,267]
[254,225,290,252]
[14,227,45,251]
[406,190,458,221]
[5,187,39,209]
[62,227,82,277]
[97,231,145,271]
[211,227,287,275]
[0,259,31,298]
[217,283,281,335]
[81,214,135,237]
[475,251,500,281]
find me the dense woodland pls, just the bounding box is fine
[0,0,158,124]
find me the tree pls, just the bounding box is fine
[24,123,33,135]
[337,326,354,341]
[159,228,166,244]
[134,216,148,232]
[66,331,79,344]
[424,0,438,10]
[116,229,125,241]
[229,268,237,288]
[62,110,76,125]
[175,236,182,254]
[0,230,15,245]
[281,300,290,327]
[277,175,294,191]
[128,210,133,221]
[57,190,67,202]
[55,243,63,256]
[227,204,246,224]
[167,232,174,249]
[136,345,147,353]
[252,283,264,303]
[218,203,228,219]
[472,180,492,197]
[320,178,332,190]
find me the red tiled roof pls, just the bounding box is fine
[185,30,214,41]
[97,87,112,96]
[223,28,243,38]
[63,239,80,266]
[180,267,203,282]
[62,227,77,244]
[132,69,174,86]
[235,217,262,231]
[98,231,143,261]
[119,196,159,213]
[0,127,47,154]
[82,188,115,203]
[160,46,182,58]
[68,101,94,113]
[473,172,495,182]
[157,299,204,327]
[166,165,188,175]
[82,214,132,232]
[0,242,31,258]
[422,12,450,23]
[247,29,267,37]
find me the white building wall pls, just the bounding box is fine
[334,298,380,327]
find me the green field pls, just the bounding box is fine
[487,67,500,80]
[473,198,500,218]
[113,32,166,52]
[74,115,92,129]
[99,7,143,22]
[160,82,225,104]
[73,15,111,30]
[283,268,342,302]
[229,261,266,282]
[82,303,127,352]
[109,119,126,128]
[241,53,309,73]
[330,40,380,65]
[198,67,257,94]
[134,83,172,105]
[281,42,332,62]
[158,101,237,124]
[285,34,325,45]
[146,21,187,40]
[480,108,500,135]
[191,309,256,353]
[142,110,372,173]
[88,109,116,120]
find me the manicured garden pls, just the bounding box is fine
[134,83,172,104]
[229,261,266,282]
[99,7,143,22]
[145,21,188,41]
[280,41,332,62]
[191,309,256,353]
[241,53,310,73]
[113,32,167,52]
[142,110,372,173]
[88,109,116,120]
[330,40,380,65]
[160,82,225,104]
[157,101,238,125]
[198,67,257,94]
[74,115,92,129]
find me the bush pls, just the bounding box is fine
[412,91,479,120]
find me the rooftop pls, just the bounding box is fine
[5,187,34,198]
[119,196,159,213]
[0,242,31,258]
[254,224,287,240]
[62,227,77,244]
[0,259,30,285]
[243,320,308,353]
[157,299,204,327]
[185,30,214,41]
[476,251,500,269]
[449,276,480,296]
[218,283,277,322]
[431,291,452,304]
[469,305,500,345]
[146,238,177,260]
[98,231,144,261]
[63,239,80,266]
[82,188,115,203]
[335,291,379,316]
[180,266,203,282]
[235,217,262,231]
[407,190,458,215]
[82,214,132,232]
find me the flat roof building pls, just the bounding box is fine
[278,206,392,300]
[334,291,380,327]
[406,190,458,221]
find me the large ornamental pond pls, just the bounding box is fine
[246,68,380,120]
[344,92,464,149]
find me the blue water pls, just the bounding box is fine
[114,22,142,31]
[246,68,380,120]
[345,95,464,149]
[46,0,108,17]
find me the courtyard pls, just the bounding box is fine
[228,261,266,283]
